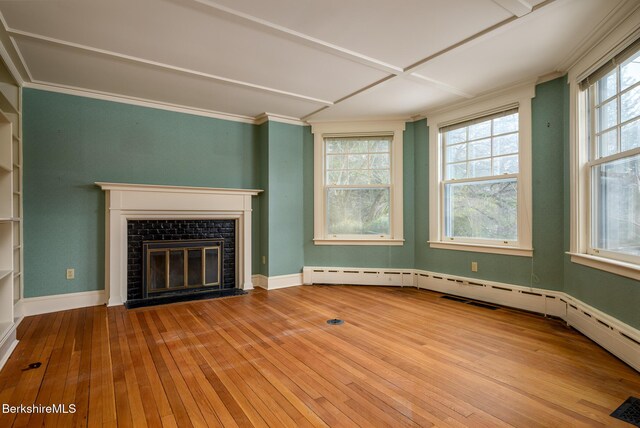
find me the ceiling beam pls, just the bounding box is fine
[491,0,534,17]
[6,28,333,106]
[189,0,403,75]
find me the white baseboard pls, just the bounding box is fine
[0,324,18,371]
[15,290,107,317]
[253,273,303,290]
[303,266,640,373]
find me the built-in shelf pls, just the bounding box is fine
[0,321,13,343]
[0,62,20,370]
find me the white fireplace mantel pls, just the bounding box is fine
[97,182,262,306]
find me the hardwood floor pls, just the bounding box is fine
[1,285,638,427]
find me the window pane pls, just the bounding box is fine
[493,134,518,156]
[597,70,617,103]
[468,120,491,140]
[447,163,467,180]
[468,139,491,160]
[371,169,390,184]
[446,143,467,163]
[621,85,640,123]
[598,129,618,158]
[468,159,491,178]
[493,113,518,134]
[348,154,367,169]
[445,128,466,145]
[621,118,640,152]
[445,179,517,241]
[326,170,348,185]
[347,170,370,185]
[597,99,617,132]
[621,51,640,91]
[493,155,519,175]
[370,153,390,169]
[592,154,640,257]
[327,188,390,235]
[326,140,347,153]
[326,154,347,170]
[368,139,390,152]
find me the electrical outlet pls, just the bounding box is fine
[262,256,266,265]
[66,268,75,280]
[471,262,478,272]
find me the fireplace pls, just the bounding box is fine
[97,182,262,307]
[143,239,223,297]
[126,219,239,307]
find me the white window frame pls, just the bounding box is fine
[427,84,534,257]
[568,16,640,281]
[311,121,405,246]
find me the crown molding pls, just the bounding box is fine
[535,71,565,85]
[23,81,258,124]
[254,113,307,126]
[421,78,537,119]
[555,0,640,73]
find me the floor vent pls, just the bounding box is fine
[611,396,640,427]
[326,319,344,325]
[441,295,468,303]
[441,295,500,310]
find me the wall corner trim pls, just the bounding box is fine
[253,273,303,290]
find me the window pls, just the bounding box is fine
[428,86,534,256]
[312,121,405,245]
[572,38,640,274]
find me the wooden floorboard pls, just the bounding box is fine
[1,285,639,427]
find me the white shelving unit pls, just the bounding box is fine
[0,58,21,369]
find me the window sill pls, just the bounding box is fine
[428,241,533,257]
[314,238,405,246]
[568,252,640,281]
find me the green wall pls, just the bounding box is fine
[260,121,305,277]
[22,80,638,329]
[560,79,640,329]
[24,88,260,297]
[413,79,566,290]
[302,122,416,268]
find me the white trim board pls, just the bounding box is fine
[302,266,640,373]
[23,82,311,127]
[0,322,18,371]
[14,290,106,317]
[253,273,302,290]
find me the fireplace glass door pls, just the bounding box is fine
[143,239,223,296]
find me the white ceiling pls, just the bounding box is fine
[0,0,634,122]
